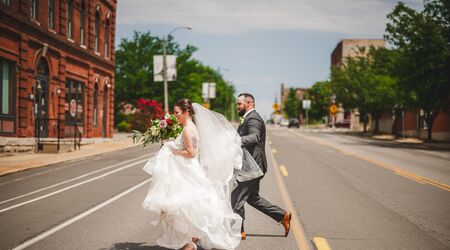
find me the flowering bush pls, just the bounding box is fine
[131,99,164,132]
[132,113,183,147]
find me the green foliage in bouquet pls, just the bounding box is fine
[132,113,183,147]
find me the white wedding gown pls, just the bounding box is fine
[142,128,242,249]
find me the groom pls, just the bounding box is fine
[232,93,292,240]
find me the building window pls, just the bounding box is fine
[80,2,86,45]
[104,18,110,57]
[67,0,74,39]
[30,0,38,20]
[94,10,100,52]
[65,79,84,126]
[48,0,55,29]
[1,0,11,6]
[1,60,14,116]
[93,83,98,126]
[0,59,15,134]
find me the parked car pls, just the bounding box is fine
[280,119,289,126]
[288,118,300,128]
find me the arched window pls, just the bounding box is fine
[94,10,100,52]
[48,0,55,29]
[30,0,38,20]
[67,0,74,39]
[80,2,86,45]
[104,17,110,58]
[93,83,98,126]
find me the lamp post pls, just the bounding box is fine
[162,25,192,113]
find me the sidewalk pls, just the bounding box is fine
[0,133,138,177]
[297,126,450,151]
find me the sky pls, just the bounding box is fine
[115,0,423,120]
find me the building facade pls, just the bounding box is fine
[0,0,116,141]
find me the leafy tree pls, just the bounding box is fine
[306,80,332,123]
[331,47,397,133]
[115,31,236,122]
[284,88,299,119]
[385,0,450,140]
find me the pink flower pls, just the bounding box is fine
[159,119,168,129]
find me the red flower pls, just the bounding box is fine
[166,118,174,126]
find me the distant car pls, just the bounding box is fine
[288,118,300,128]
[280,119,289,126]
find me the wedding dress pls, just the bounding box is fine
[142,127,242,249]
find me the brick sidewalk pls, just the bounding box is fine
[0,133,138,176]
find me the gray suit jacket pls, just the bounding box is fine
[238,110,268,174]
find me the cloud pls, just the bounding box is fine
[117,0,423,36]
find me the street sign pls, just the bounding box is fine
[153,55,177,82]
[329,104,337,115]
[70,99,76,117]
[202,82,216,99]
[302,99,311,110]
[273,103,280,111]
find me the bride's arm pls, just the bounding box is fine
[172,127,197,158]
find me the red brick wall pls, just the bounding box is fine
[0,0,116,138]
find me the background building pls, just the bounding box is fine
[0,0,116,147]
[330,39,385,130]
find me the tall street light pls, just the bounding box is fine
[163,25,192,113]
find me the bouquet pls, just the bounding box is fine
[132,113,183,147]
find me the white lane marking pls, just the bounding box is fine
[0,147,143,186]
[0,154,152,206]
[12,178,151,250]
[0,158,149,213]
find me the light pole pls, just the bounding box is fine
[163,25,192,113]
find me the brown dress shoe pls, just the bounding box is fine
[281,212,292,237]
[241,231,247,240]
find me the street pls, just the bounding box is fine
[0,127,449,249]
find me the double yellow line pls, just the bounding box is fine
[290,131,450,193]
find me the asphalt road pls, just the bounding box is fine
[267,126,450,249]
[0,143,297,250]
[1,127,449,250]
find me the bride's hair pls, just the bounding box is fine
[175,98,195,117]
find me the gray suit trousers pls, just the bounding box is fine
[231,176,286,232]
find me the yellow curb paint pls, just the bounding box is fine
[267,145,310,250]
[313,237,331,250]
[279,165,289,176]
[272,148,277,154]
[290,131,450,193]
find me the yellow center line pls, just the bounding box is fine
[313,237,331,250]
[290,130,450,193]
[267,144,311,250]
[279,165,289,177]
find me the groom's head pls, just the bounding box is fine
[237,93,255,117]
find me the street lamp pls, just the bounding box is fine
[163,25,192,112]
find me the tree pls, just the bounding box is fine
[115,31,236,121]
[284,88,299,119]
[306,80,332,123]
[385,0,450,140]
[331,47,397,133]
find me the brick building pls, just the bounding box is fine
[330,39,450,141]
[330,39,385,129]
[0,0,116,144]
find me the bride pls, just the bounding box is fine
[142,98,260,250]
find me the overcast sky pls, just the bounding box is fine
[115,0,422,119]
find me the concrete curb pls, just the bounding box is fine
[0,142,141,177]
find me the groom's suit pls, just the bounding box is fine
[231,110,286,232]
